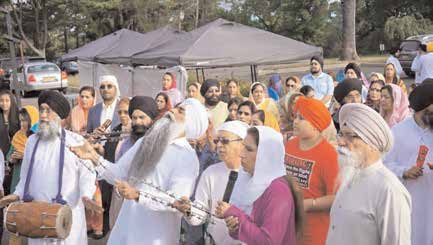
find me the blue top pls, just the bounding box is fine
[301,72,334,102]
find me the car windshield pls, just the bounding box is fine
[28,64,59,73]
[400,41,420,51]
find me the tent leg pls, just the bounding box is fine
[253,65,258,82]
[195,69,200,83]
[201,68,205,81]
[131,68,135,96]
[250,65,254,82]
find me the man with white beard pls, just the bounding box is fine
[173,120,249,245]
[71,98,209,245]
[0,90,97,245]
[326,103,411,245]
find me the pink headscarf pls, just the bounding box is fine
[163,72,177,90]
[381,83,410,127]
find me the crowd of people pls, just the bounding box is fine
[0,45,431,245]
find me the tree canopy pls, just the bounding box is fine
[0,0,432,59]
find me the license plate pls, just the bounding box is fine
[42,76,55,82]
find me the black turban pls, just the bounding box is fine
[200,79,219,96]
[409,79,433,112]
[334,78,363,104]
[128,96,158,120]
[344,62,362,79]
[38,90,70,119]
[310,55,324,69]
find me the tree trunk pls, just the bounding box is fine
[64,27,69,53]
[341,0,359,61]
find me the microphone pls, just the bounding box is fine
[222,171,239,203]
[416,145,429,168]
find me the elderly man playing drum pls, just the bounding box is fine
[71,98,209,245]
[0,90,97,245]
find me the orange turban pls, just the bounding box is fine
[294,97,331,132]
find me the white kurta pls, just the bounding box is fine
[0,150,4,188]
[326,161,411,245]
[384,116,433,245]
[14,130,97,245]
[411,53,433,84]
[95,137,199,245]
[185,162,241,245]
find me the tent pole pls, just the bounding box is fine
[254,65,258,82]
[201,68,205,81]
[131,68,135,96]
[195,68,200,83]
[250,65,254,82]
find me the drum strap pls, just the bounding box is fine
[23,129,67,205]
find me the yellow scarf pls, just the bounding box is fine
[11,130,27,154]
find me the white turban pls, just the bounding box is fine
[217,121,249,139]
[339,103,393,153]
[99,75,121,98]
[181,98,209,140]
[230,126,286,213]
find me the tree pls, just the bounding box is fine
[341,0,359,61]
[9,0,48,58]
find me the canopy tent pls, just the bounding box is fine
[61,27,184,64]
[131,18,322,68]
[61,29,145,62]
[95,26,184,64]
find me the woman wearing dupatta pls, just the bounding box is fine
[71,86,96,135]
[155,92,172,120]
[215,126,304,245]
[8,105,38,192]
[249,82,280,132]
[380,83,411,127]
[161,72,184,106]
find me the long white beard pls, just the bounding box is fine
[37,118,61,141]
[128,113,185,184]
[337,147,363,191]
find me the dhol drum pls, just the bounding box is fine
[4,201,72,239]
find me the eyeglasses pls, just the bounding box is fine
[100,84,114,90]
[337,132,360,141]
[213,138,242,145]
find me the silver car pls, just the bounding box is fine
[12,62,68,96]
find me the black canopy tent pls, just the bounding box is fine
[61,27,184,64]
[131,18,322,82]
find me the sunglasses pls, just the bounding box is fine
[100,84,114,90]
[213,138,242,145]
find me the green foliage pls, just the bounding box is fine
[384,15,433,45]
[1,0,433,60]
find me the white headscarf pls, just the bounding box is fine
[99,75,121,98]
[181,98,209,140]
[230,126,286,214]
[217,120,249,139]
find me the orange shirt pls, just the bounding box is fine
[285,137,339,245]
